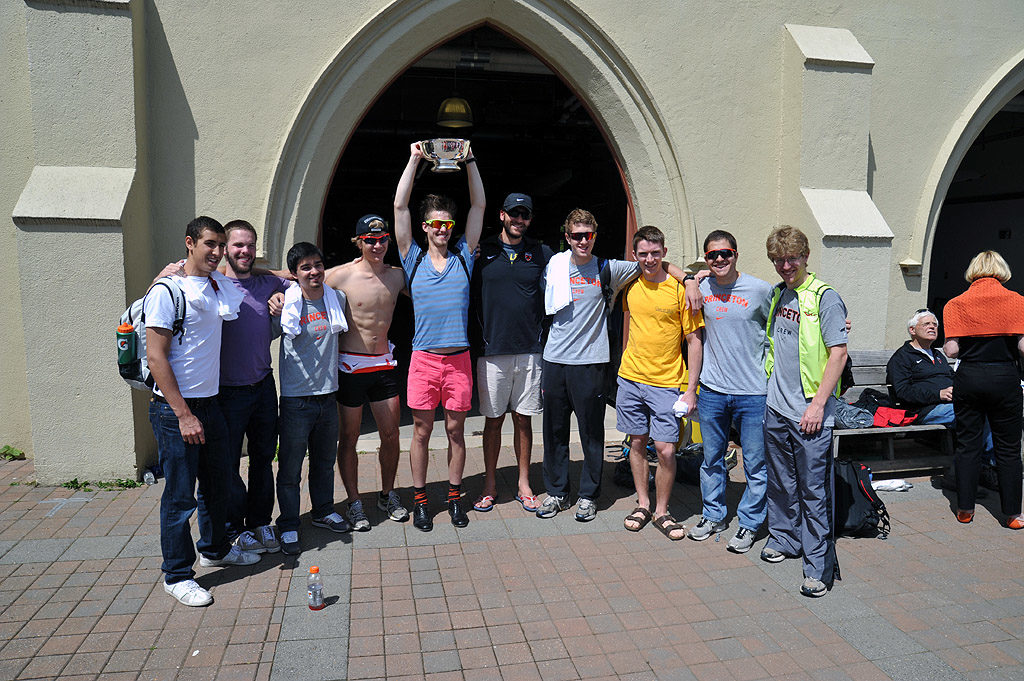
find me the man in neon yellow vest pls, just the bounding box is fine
[760,226,848,598]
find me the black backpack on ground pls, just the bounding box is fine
[835,460,891,539]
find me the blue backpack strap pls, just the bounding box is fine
[408,248,470,289]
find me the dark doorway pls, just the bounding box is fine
[928,92,1024,328]
[319,26,629,425]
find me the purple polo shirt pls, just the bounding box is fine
[220,274,290,386]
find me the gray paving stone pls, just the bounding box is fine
[60,535,130,561]
[0,540,17,559]
[505,516,565,538]
[832,616,926,660]
[117,533,161,558]
[270,636,348,681]
[403,523,458,546]
[279,602,349,641]
[874,652,967,681]
[0,538,74,564]
[802,580,877,621]
[423,648,461,673]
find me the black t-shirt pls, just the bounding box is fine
[472,236,554,356]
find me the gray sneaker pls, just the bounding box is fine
[760,547,786,563]
[377,490,409,522]
[575,498,597,522]
[726,527,754,553]
[234,530,264,553]
[536,494,571,519]
[347,500,371,531]
[256,525,280,553]
[801,577,828,597]
[199,545,260,567]
[687,516,728,541]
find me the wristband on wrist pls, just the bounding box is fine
[683,273,696,282]
[465,157,477,165]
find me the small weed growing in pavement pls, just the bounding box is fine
[1,445,26,461]
[62,478,142,492]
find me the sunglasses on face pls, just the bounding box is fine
[361,234,389,244]
[704,248,737,261]
[567,231,595,243]
[506,208,532,219]
[425,219,455,231]
[772,255,804,267]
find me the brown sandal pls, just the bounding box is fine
[623,507,652,532]
[653,514,686,540]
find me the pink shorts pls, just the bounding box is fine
[407,350,473,412]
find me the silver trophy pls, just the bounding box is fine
[419,138,470,173]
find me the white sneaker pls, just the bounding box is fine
[164,579,212,607]
[199,544,260,567]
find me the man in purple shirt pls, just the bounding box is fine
[216,220,291,554]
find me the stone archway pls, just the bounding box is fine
[909,46,1024,282]
[263,0,693,266]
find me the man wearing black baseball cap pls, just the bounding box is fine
[471,192,553,513]
[323,213,410,530]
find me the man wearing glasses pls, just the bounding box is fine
[395,142,485,531]
[471,193,553,513]
[685,230,774,554]
[324,214,410,531]
[761,226,848,598]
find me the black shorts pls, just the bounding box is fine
[337,369,400,408]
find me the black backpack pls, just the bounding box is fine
[834,460,891,539]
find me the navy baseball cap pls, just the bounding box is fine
[502,193,533,213]
[355,214,388,236]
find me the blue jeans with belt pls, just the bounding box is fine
[276,393,339,532]
[149,396,231,585]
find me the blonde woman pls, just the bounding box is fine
[942,251,1024,528]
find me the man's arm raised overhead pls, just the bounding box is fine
[394,142,423,259]
[463,144,485,254]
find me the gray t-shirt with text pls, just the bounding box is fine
[699,273,774,396]
[543,258,640,365]
[766,286,848,425]
[276,290,346,397]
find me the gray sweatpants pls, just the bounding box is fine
[763,406,838,585]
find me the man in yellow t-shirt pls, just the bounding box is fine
[619,225,704,541]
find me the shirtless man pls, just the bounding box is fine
[325,214,409,530]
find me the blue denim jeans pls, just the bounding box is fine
[277,393,339,532]
[219,374,279,537]
[149,397,231,585]
[696,387,768,531]
[919,402,994,455]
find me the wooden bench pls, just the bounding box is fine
[832,349,953,474]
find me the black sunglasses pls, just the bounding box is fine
[704,248,737,261]
[506,208,532,219]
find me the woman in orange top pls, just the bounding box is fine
[942,251,1024,529]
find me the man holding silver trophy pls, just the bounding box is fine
[394,140,485,532]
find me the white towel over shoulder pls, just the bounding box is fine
[172,271,244,320]
[280,282,348,339]
[543,250,574,315]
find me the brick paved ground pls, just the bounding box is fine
[0,445,1023,681]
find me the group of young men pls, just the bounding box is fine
[145,141,850,606]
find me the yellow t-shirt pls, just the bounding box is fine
[618,276,704,388]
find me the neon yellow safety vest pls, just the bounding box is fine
[764,272,839,399]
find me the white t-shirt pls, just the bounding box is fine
[143,277,223,399]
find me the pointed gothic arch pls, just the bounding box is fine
[263,0,692,265]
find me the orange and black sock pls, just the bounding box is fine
[414,487,428,506]
[447,483,461,503]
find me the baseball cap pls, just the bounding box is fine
[355,214,388,236]
[502,193,533,213]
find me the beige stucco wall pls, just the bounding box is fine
[5,0,1024,477]
[0,1,33,457]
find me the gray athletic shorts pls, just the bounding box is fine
[615,376,680,443]
[477,353,543,418]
